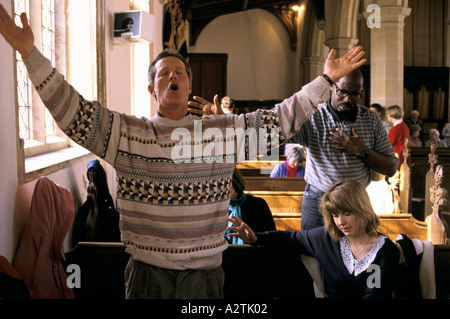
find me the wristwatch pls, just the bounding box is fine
[359,147,370,160]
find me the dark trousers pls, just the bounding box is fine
[124,257,224,299]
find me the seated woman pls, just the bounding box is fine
[425,128,448,148]
[228,180,400,299]
[409,124,423,147]
[225,168,276,244]
[270,144,306,178]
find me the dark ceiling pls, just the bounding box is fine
[179,0,325,48]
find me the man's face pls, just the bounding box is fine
[370,107,381,118]
[330,75,364,120]
[148,56,192,112]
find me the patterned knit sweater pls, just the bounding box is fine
[24,48,331,270]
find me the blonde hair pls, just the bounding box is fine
[386,105,404,119]
[320,180,380,241]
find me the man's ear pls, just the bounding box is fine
[148,85,158,101]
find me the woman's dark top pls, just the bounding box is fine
[255,226,400,299]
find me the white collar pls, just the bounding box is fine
[392,119,403,127]
[340,235,386,276]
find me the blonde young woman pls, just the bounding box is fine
[228,180,400,299]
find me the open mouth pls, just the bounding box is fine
[169,83,179,91]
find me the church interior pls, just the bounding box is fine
[1,0,450,300]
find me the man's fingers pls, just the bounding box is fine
[353,58,367,69]
[193,96,211,105]
[348,47,366,68]
[188,100,202,108]
[341,46,366,68]
[334,128,350,137]
[20,12,29,28]
[327,48,336,61]
[345,46,362,59]
[352,50,366,62]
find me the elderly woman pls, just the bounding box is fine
[228,180,400,299]
[425,129,448,148]
[270,144,306,178]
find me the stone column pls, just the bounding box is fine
[301,56,326,83]
[363,0,411,108]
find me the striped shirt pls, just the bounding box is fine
[290,100,397,193]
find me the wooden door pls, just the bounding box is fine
[188,53,227,102]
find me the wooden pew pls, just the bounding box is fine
[64,242,450,299]
[244,176,306,192]
[262,212,428,241]
[63,242,129,299]
[240,148,450,219]
[243,176,306,231]
[434,245,450,299]
[377,214,428,241]
[399,140,412,215]
[242,175,429,240]
[236,161,278,176]
[427,164,449,244]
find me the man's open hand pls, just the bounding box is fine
[0,5,34,57]
[323,46,367,83]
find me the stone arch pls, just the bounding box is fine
[299,1,327,85]
[324,0,361,57]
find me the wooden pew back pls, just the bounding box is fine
[64,242,129,299]
[64,242,450,299]
[243,176,429,240]
[64,242,315,299]
[244,177,306,192]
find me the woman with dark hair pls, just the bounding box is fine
[228,179,400,298]
[225,169,276,244]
